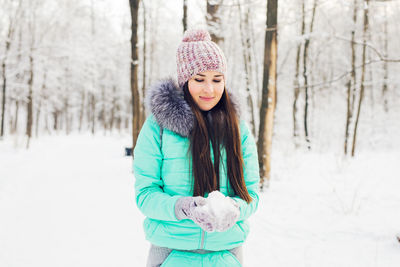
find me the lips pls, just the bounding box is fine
[199,96,214,101]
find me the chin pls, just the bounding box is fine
[199,104,216,111]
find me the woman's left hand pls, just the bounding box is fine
[215,198,240,232]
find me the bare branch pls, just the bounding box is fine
[333,35,400,62]
[295,58,389,90]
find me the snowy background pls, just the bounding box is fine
[1,0,400,266]
[1,129,399,266]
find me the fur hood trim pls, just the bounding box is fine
[145,77,241,137]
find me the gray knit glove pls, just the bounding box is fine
[175,196,217,232]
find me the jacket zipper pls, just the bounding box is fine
[200,229,205,249]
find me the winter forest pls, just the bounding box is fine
[1,0,400,266]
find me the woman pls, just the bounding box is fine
[133,29,260,267]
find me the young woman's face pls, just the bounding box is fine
[188,71,225,111]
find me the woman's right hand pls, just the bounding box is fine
[175,196,217,232]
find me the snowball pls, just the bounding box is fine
[197,190,240,232]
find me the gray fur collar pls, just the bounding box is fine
[145,77,241,137]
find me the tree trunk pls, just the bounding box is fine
[183,0,188,32]
[206,0,224,45]
[293,0,306,147]
[344,0,358,155]
[35,99,42,138]
[35,71,46,138]
[53,110,59,131]
[1,61,6,139]
[237,0,256,136]
[110,86,117,130]
[130,0,141,154]
[78,90,85,131]
[12,100,19,134]
[302,0,317,150]
[64,96,70,135]
[100,86,105,132]
[257,0,278,189]
[26,54,34,148]
[1,27,13,139]
[12,24,23,135]
[90,0,96,135]
[140,0,147,126]
[91,93,95,134]
[86,93,91,131]
[351,0,369,157]
[382,4,388,113]
[44,105,50,134]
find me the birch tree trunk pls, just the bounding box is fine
[351,0,369,157]
[257,0,278,189]
[344,0,358,155]
[130,0,141,154]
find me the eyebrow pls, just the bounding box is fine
[197,74,223,77]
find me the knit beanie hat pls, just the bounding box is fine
[176,28,227,88]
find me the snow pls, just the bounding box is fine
[199,190,240,232]
[1,133,400,266]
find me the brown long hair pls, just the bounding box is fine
[183,82,252,203]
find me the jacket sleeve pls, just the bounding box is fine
[232,120,260,222]
[133,115,181,221]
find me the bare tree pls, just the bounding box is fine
[237,0,256,136]
[1,0,22,139]
[302,0,318,150]
[130,0,141,154]
[257,0,278,189]
[26,0,38,148]
[90,0,96,135]
[35,71,46,137]
[344,0,358,155]
[183,0,188,32]
[293,0,306,148]
[381,4,389,112]
[207,0,224,45]
[351,0,369,156]
[140,0,147,126]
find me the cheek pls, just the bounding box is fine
[188,83,201,98]
[216,85,225,98]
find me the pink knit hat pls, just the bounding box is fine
[176,28,227,88]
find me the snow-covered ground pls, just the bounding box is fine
[0,132,399,267]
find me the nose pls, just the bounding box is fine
[203,81,214,94]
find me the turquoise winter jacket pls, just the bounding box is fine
[133,78,260,252]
